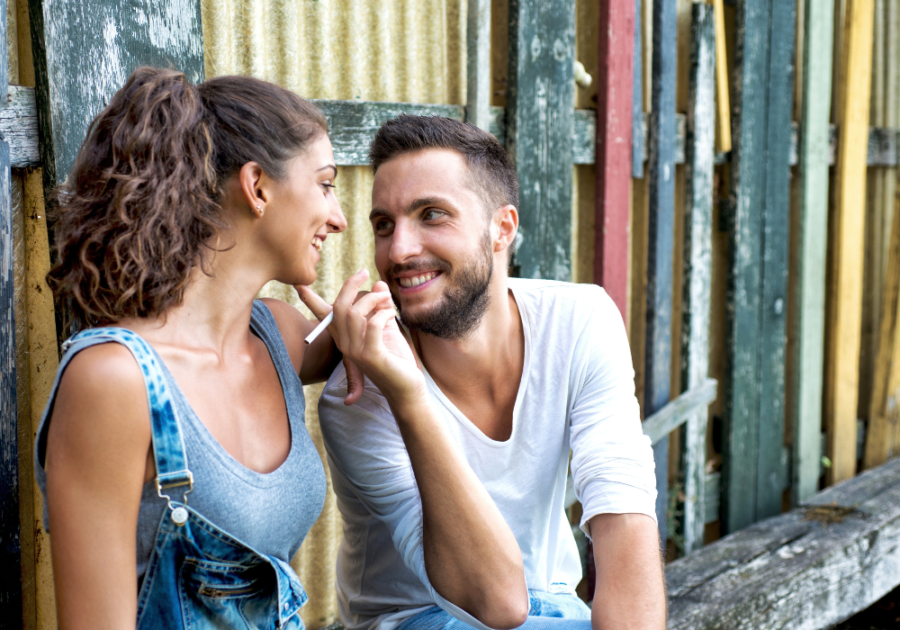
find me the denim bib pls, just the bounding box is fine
[62,327,308,630]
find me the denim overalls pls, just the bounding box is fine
[61,328,309,630]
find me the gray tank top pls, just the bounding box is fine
[35,300,327,580]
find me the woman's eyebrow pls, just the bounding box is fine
[317,164,338,177]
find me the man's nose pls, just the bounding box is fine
[389,222,423,263]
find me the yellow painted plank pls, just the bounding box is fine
[826,0,875,484]
[710,0,731,153]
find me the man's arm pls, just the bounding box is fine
[589,513,666,630]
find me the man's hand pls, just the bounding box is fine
[589,513,666,630]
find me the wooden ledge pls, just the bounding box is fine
[666,456,900,629]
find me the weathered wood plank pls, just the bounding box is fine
[681,3,716,553]
[0,138,21,629]
[643,378,718,446]
[723,0,770,533]
[594,0,634,318]
[792,0,834,504]
[27,0,205,191]
[756,0,796,520]
[825,0,875,484]
[667,456,900,630]
[506,0,575,281]
[465,0,491,132]
[1,86,40,169]
[645,0,677,540]
[864,160,900,468]
[631,0,644,179]
[711,0,731,154]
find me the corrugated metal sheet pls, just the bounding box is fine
[199,2,467,626]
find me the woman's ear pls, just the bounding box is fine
[493,204,519,254]
[238,162,268,216]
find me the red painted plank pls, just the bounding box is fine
[594,0,635,322]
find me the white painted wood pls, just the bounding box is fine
[466,0,491,131]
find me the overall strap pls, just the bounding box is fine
[62,328,193,503]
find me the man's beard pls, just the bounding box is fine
[389,232,493,340]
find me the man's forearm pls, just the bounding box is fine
[388,395,529,629]
[589,513,666,630]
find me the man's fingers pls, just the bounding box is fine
[343,357,365,406]
[296,285,333,322]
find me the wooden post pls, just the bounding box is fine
[507,0,576,281]
[711,0,731,154]
[631,0,643,179]
[594,0,634,318]
[825,0,875,484]
[792,0,834,503]
[645,0,677,542]
[681,2,715,554]
[27,0,205,193]
[466,0,491,132]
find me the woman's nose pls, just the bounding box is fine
[328,197,348,233]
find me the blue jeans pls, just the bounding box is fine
[66,328,309,629]
[396,591,592,630]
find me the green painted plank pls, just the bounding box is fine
[506,0,575,281]
[646,0,677,542]
[756,0,796,520]
[466,0,491,131]
[792,0,833,505]
[723,0,770,534]
[27,0,205,192]
[632,0,643,179]
[681,3,716,553]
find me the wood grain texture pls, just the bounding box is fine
[645,0,677,539]
[1,86,39,169]
[0,138,21,629]
[465,0,491,131]
[681,3,716,553]
[711,0,731,153]
[792,0,834,504]
[757,0,796,520]
[27,0,205,192]
[594,0,634,318]
[666,456,900,630]
[826,0,875,484]
[506,0,575,281]
[643,378,718,445]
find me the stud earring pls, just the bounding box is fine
[256,204,264,217]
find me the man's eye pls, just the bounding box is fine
[374,219,393,232]
[423,210,445,221]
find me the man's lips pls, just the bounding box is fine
[396,271,441,288]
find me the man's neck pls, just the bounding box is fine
[413,273,525,440]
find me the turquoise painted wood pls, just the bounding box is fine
[681,3,716,554]
[792,0,834,504]
[646,0,677,542]
[506,0,575,281]
[632,0,643,179]
[27,0,205,192]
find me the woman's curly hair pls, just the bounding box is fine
[47,67,327,330]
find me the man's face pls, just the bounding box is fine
[370,148,494,340]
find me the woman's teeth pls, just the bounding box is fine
[312,237,323,251]
[398,272,437,288]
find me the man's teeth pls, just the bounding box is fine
[398,272,437,288]
[312,237,323,251]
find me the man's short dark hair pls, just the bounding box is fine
[369,115,519,215]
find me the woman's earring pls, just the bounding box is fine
[256,204,264,217]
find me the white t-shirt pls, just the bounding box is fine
[318,279,657,630]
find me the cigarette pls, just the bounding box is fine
[304,311,334,345]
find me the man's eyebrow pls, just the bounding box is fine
[316,164,338,178]
[368,197,453,222]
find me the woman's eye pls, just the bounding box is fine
[321,182,336,193]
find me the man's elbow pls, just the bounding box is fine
[469,586,529,630]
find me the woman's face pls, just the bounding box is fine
[263,134,347,285]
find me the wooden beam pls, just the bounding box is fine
[631,0,644,179]
[0,137,21,628]
[825,0,875,485]
[27,0,205,192]
[792,0,834,504]
[667,456,900,630]
[0,86,40,169]
[506,0,575,281]
[681,3,716,553]
[756,0,796,520]
[643,378,718,445]
[645,0,677,541]
[465,0,491,131]
[594,0,634,318]
[711,0,731,153]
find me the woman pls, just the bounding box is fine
[34,66,394,629]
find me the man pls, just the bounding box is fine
[313,116,664,630]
